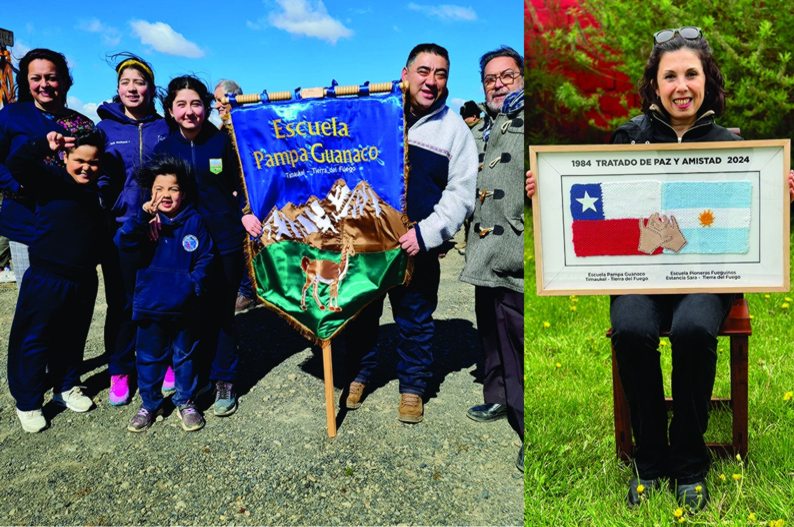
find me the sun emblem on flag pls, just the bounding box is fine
[699,209,715,227]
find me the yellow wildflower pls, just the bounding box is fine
[784,391,793,401]
[732,473,742,481]
[718,473,727,482]
[764,294,771,299]
[674,508,684,519]
[543,321,551,328]
[678,518,685,524]
[555,362,561,369]
[694,485,702,493]
[569,305,577,312]
[569,295,578,302]
[785,297,792,302]
[782,302,790,309]
[748,512,757,522]
[636,484,645,494]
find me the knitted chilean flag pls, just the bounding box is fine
[569,181,752,257]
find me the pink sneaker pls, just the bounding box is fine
[162,366,176,395]
[109,374,130,406]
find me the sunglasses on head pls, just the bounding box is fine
[653,26,702,44]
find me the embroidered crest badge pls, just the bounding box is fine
[182,234,199,252]
[209,158,223,174]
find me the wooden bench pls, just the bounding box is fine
[608,295,751,461]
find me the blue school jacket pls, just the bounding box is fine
[5,137,104,278]
[96,102,169,224]
[115,204,214,320]
[154,125,246,255]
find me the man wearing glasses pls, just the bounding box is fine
[460,46,525,472]
[343,43,477,424]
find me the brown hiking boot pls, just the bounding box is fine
[346,381,365,410]
[398,393,424,423]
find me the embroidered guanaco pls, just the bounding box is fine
[300,234,356,312]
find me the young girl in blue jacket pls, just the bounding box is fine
[97,54,170,407]
[154,75,261,418]
[116,155,213,432]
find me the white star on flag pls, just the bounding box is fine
[576,191,599,212]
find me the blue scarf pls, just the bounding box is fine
[482,90,524,142]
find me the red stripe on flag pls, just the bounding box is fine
[572,219,662,256]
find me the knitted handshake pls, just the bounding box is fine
[637,213,687,254]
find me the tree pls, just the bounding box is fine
[526,0,794,143]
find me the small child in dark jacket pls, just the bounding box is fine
[115,155,213,432]
[6,129,106,433]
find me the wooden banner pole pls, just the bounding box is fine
[322,339,337,438]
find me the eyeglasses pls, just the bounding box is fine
[653,26,702,44]
[483,70,521,88]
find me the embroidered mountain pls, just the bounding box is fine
[258,179,407,252]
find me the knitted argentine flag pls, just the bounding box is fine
[661,181,752,254]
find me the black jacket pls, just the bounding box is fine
[611,107,741,144]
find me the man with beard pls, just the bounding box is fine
[459,46,525,472]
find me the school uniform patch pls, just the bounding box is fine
[209,158,223,174]
[182,234,199,252]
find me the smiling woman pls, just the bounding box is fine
[0,48,93,287]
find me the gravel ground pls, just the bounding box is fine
[0,235,523,526]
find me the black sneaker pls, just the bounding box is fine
[627,477,660,507]
[676,480,709,512]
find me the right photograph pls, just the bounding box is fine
[524,1,794,526]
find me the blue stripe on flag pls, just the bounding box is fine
[662,181,752,210]
[671,228,750,254]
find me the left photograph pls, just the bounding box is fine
[0,2,525,526]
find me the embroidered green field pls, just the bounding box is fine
[253,241,409,340]
[524,213,793,526]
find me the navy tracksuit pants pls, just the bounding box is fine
[345,252,440,396]
[201,249,243,383]
[101,230,137,376]
[7,265,97,411]
[136,318,200,411]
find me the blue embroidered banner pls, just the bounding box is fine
[229,83,410,342]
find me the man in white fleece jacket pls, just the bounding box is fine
[343,43,478,424]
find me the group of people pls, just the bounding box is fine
[0,43,526,472]
[527,27,794,512]
[0,49,261,435]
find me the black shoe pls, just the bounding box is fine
[676,480,709,512]
[627,477,660,507]
[467,403,507,422]
[516,444,524,473]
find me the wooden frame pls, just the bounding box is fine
[530,140,790,296]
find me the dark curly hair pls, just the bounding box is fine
[16,48,73,106]
[162,75,213,130]
[69,128,107,154]
[135,154,197,205]
[638,33,726,118]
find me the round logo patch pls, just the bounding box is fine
[182,234,199,252]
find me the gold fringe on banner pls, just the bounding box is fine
[224,81,407,105]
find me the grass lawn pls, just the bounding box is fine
[524,212,793,527]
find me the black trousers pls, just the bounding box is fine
[475,286,524,439]
[610,293,732,483]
